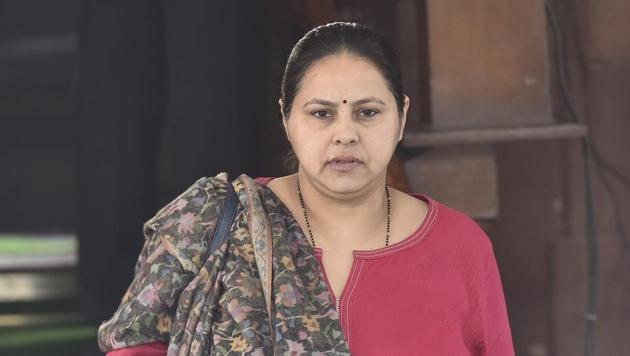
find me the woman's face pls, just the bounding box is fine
[281,53,409,195]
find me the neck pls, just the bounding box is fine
[294,171,389,249]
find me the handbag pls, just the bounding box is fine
[205,179,239,258]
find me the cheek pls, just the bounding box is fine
[366,142,394,165]
[364,133,398,166]
[291,128,324,158]
[365,128,397,150]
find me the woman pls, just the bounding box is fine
[98,22,514,355]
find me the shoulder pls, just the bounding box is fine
[253,176,276,185]
[146,173,229,230]
[421,194,494,261]
[142,172,231,273]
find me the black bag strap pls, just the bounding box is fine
[207,179,239,255]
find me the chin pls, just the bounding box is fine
[322,176,366,193]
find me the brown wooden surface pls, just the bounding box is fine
[404,145,498,219]
[402,123,588,147]
[426,0,553,129]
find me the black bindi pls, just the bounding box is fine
[342,99,347,104]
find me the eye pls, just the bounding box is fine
[357,109,378,118]
[311,110,332,119]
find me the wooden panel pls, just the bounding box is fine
[402,123,587,147]
[552,241,630,356]
[426,0,553,129]
[404,145,498,219]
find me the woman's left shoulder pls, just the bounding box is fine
[416,193,495,257]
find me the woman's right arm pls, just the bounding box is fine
[97,174,229,354]
[97,206,191,353]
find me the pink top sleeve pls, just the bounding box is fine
[106,341,168,356]
[478,250,515,355]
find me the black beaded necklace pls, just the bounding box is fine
[296,177,392,248]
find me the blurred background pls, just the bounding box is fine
[0,0,628,355]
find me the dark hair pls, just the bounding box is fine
[280,22,405,174]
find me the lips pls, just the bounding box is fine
[328,155,362,164]
[327,155,362,172]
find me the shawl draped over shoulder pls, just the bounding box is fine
[97,172,350,355]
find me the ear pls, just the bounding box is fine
[279,98,290,141]
[278,98,285,116]
[398,95,410,142]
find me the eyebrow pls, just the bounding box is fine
[302,96,387,108]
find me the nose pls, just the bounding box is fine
[332,114,359,145]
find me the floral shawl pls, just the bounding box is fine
[97,172,350,355]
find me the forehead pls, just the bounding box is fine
[296,54,391,100]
